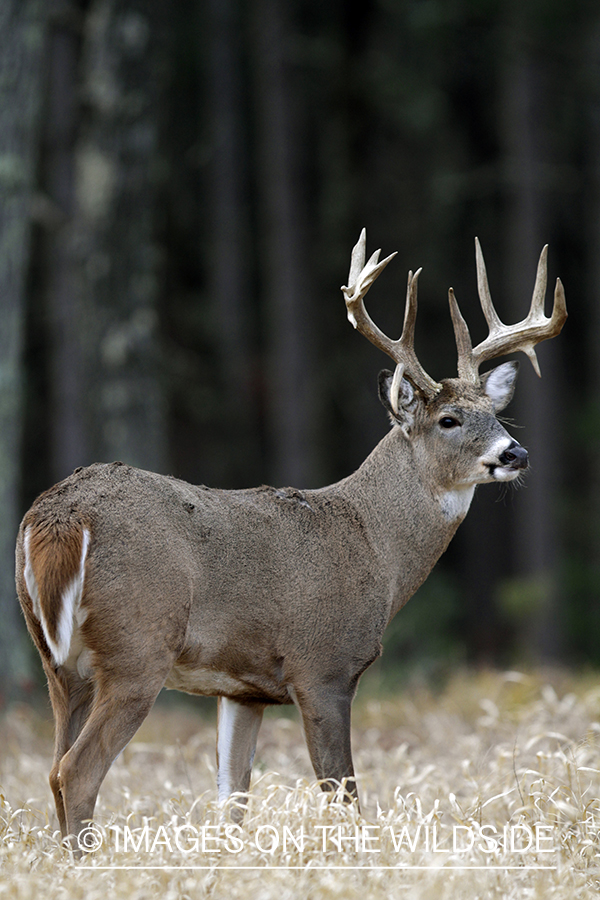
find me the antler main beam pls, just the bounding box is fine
[341,229,442,399]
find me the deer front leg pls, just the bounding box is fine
[217,697,265,820]
[295,685,358,807]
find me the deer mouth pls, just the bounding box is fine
[482,439,529,481]
[487,462,521,482]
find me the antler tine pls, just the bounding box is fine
[342,229,399,360]
[531,244,548,317]
[341,231,442,399]
[466,240,567,380]
[475,237,502,332]
[397,269,443,397]
[448,287,477,381]
[400,267,420,348]
[347,227,367,287]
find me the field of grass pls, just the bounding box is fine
[1,669,600,898]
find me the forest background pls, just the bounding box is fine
[1,0,598,705]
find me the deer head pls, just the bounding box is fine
[341,229,566,488]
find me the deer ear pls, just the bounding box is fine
[378,367,418,435]
[481,360,519,412]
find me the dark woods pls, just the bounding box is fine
[1,0,597,701]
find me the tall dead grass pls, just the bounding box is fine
[1,669,599,898]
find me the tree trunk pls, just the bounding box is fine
[584,14,600,650]
[206,0,260,486]
[42,3,90,481]
[0,0,46,702]
[46,0,169,477]
[499,9,563,661]
[251,0,316,487]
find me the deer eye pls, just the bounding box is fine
[439,416,460,429]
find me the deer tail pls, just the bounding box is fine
[22,521,91,667]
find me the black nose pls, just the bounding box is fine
[499,442,528,470]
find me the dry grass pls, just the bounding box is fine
[1,669,600,898]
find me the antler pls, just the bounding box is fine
[342,231,567,397]
[341,229,442,399]
[449,238,567,382]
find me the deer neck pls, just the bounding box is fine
[329,427,472,618]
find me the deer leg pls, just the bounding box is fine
[56,671,168,851]
[46,669,95,837]
[295,686,358,806]
[216,697,264,820]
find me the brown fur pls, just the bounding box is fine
[15,370,526,853]
[23,516,88,650]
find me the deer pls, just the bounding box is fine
[16,230,566,852]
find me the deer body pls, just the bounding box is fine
[16,232,566,849]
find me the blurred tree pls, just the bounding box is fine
[0,0,46,703]
[577,8,600,660]
[251,0,317,487]
[205,0,261,486]
[499,3,564,661]
[39,0,169,482]
[41,0,90,481]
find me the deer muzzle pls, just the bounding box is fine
[498,442,528,471]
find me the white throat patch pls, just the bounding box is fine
[439,486,475,522]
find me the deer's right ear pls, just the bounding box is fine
[378,367,418,436]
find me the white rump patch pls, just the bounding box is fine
[23,528,42,622]
[23,526,91,668]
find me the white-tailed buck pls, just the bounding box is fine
[17,230,566,850]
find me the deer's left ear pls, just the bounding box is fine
[481,360,519,411]
[378,366,419,436]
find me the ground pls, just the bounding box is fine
[1,669,599,898]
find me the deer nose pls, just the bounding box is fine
[499,442,528,470]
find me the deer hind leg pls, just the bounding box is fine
[216,697,264,821]
[294,684,358,807]
[46,668,95,837]
[56,669,169,852]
